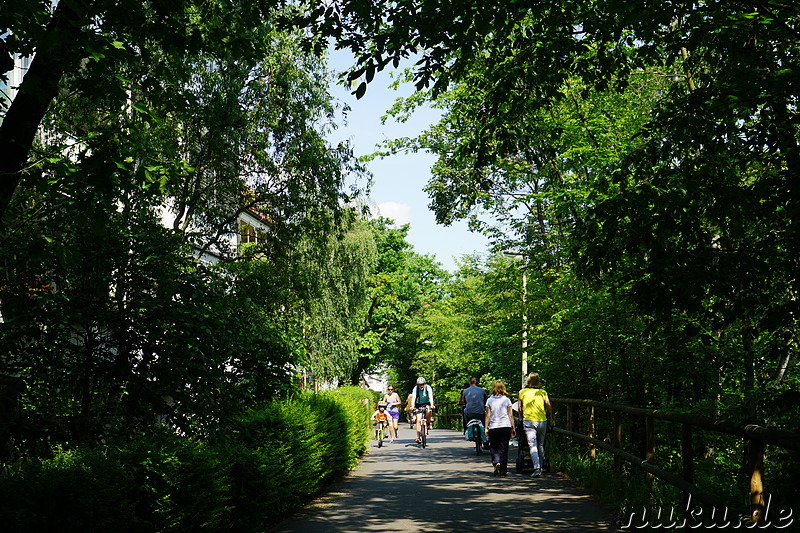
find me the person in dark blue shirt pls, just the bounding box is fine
[462,376,488,429]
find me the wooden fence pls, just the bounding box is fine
[430,401,463,430]
[550,398,800,525]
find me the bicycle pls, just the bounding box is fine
[413,407,432,448]
[465,418,485,455]
[374,420,389,448]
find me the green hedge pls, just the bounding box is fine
[0,387,372,532]
[222,387,372,530]
[0,445,136,532]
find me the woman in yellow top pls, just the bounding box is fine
[518,372,553,477]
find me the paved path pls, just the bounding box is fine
[270,428,623,532]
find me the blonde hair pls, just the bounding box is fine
[526,372,542,388]
[492,380,507,396]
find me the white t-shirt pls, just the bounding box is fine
[486,394,513,430]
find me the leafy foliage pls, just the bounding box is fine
[0,6,371,452]
[0,432,229,533]
[354,218,448,383]
[3,0,800,523]
[0,387,373,532]
[401,254,520,401]
[349,0,800,439]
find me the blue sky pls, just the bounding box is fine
[326,50,489,272]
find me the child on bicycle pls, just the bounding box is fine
[372,401,393,442]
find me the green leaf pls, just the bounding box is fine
[354,82,367,99]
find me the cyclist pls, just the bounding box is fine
[382,385,401,441]
[461,376,488,431]
[372,401,391,441]
[404,392,415,429]
[410,377,435,444]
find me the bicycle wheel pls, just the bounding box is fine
[475,437,482,455]
[377,428,383,448]
[421,431,426,448]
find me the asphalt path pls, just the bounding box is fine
[270,427,624,532]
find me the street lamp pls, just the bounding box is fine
[503,250,528,388]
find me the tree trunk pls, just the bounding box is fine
[0,0,89,224]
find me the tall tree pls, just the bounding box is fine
[0,0,376,224]
[352,217,448,383]
[403,254,520,401]
[0,8,369,451]
[336,0,799,412]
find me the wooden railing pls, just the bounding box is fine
[430,401,463,430]
[550,398,800,525]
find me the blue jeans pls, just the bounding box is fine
[523,420,547,470]
[464,411,483,431]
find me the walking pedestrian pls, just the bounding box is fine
[485,380,515,477]
[518,372,554,477]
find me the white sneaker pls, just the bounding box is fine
[532,469,542,477]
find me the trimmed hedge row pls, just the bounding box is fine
[0,387,373,532]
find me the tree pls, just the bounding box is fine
[0,195,252,443]
[331,0,799,414]
[0,0,377,225]
[0,6,370,451]
[294,216,378,382]
[352,217,448,383]
[400,254,521,401]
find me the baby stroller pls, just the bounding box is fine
[515,421,551,474]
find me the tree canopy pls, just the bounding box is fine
[353,0,799,407]
[0,3,377,449]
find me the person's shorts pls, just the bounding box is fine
[389,411,400,420]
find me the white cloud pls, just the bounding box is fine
[375,202,411,225]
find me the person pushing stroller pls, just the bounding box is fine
[518,372,554,477]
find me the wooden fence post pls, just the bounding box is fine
[566,404,574,451]
[588,405,596,462]
[566,404,574,432]
[681,423,695,521]
[645,416,655,479]
[614,410,622,475]
[746,438,765,524]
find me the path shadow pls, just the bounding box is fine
[271,429,622,533]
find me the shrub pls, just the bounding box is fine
[0,387,372,532]
[0,432,229,533]
[319,386,372,470]
[222,386,372,530]
[113,431,230,532]
[0,446,135,532]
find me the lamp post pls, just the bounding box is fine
[504,250,528,388]
[521,268,528,387]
